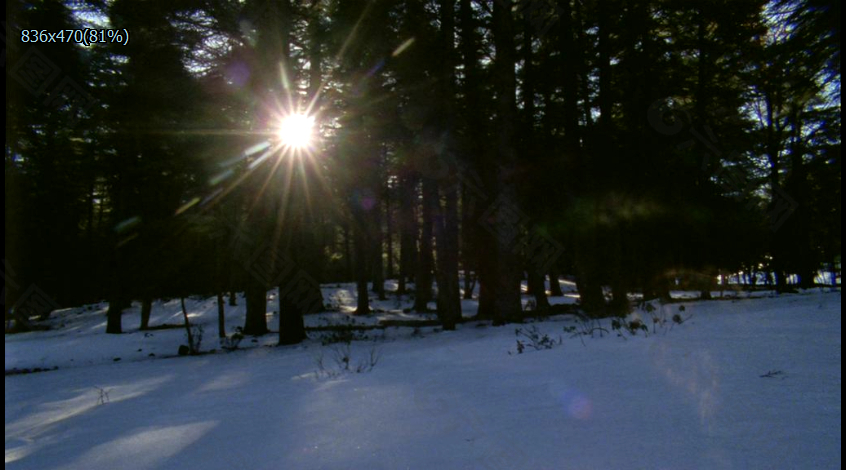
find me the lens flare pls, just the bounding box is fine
[276,113,315,150]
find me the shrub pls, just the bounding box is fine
[220,330,244,351]
[511,325,561,354]
[314,344,381,378]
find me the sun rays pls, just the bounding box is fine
[276,113,316,151]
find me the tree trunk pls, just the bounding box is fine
[576,275,605,316]
[490,0,523,324]
[398,173,417,295]
[243,278,268,335]
[459,0,489,308]
[549,268,563,296]
[106,238,124,334]
[435,183,462,329]
[463,272,475,300]
[354,212,370,315]
[609,227,629,315]
[575,231,606,315]
[385,186,395,280]
[610,282,629,315]
[431,0,462,329]
[461,181,476,300]
[180,297,195,354]
[278,282,307,345]
[140,296,152,330]
[106,298,123,334]
[414,178,436,312]
[370,180,386,300]
[343,221,354,281]
[217,292,226,339]
[528,270,550,311]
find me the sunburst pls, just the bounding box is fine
[276,113,316,151]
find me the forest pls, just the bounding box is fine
[5,0,841,344]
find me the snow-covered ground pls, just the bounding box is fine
[5,285,841,470]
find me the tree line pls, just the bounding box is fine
[6,0,840,343]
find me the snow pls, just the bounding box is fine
[5,286,841,470]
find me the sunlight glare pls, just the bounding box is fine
[276,114,315,150]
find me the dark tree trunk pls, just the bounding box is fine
[609,227,629,315]
[610,283,629,315]
[799,271,816,289]
[371,178,386,300]
[519,7,550,314]
[596,0,612,130]
[435,185,462,329]
[398,173,417,295]
[180,297,195,354]
[564,0,606,316]
[140,296,152,330]
[106,298,123,334]
[461,181,476,300]
[229,290,237,306]
[213,222,227,338]
[658,278,672,301]
[459,0,488,307]
[354,212,370,315]
[385,187,395,280]
[474,130,497,318]
[106,238,124,334]
[528,270,550,311]
[216,292,226,338]
[278,309,306,345]
[243,278,268,335]
[575,231,606,315]
[432,0,462,330]
[343,221,353,281]
[477,273,495,318]
[549,268,564,296]
[278,284,307,345]
[301,229,325,314]
[576,275,605,316]
[276,224,322,344]
[308,0,323,101]
[414,178,436,312]
[463,272,475,300]
[490,0,523,324]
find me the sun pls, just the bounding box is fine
[276,113,315,150]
